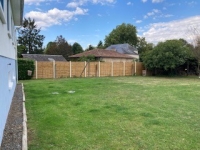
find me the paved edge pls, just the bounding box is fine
[22,83,28,150]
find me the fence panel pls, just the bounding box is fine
[87,62,98,77]
[136,62,145,76]
[71,62,85,77]
[56,62,70,78]
[100,62,112,77]
[125,62,134,76]
[113,62,124,76]
[37,62,53,79]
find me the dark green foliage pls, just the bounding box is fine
[85,45,95,51]
[78,55,95,61]
[45,35,72,60]
[72,42,83,54]
[136,37,153,62]
[97,40,104,48]
[17,17,45,55]
[143,39,191,75]
[18,59,35,80]
[104,23,138,47]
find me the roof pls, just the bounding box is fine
[69,49,133,59]
[11,0,24,25]
[22,54,67,61]
[106,43,138,55]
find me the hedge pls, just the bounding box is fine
[18,59,35,80]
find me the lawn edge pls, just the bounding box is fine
[22,83,28,150]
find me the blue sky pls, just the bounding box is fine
[24,0,200,49]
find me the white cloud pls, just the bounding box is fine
[142,16,200,45]
[67,2,80,8]
[25,7,88,29]
[152,0,163,3]
[98,14,102,17]
[24,0,50,5]
[163,7,166,10]
[144,9,160,19]
[141,0,147,3]
[67,0,116,8]
[136,20,142,23]
[127,2,133,5]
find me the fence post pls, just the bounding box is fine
[35,61,38,79]
[84,61,87,77]
[135,61,137,76]
[53,61,56,79]
[99,61,101,77]
[111,62,113,76]
[123,62,125,76]
[70,61,72,78]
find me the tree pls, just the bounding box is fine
[104,23,138,47]
[136,37,153,62]
[192,36,200,76]
[97,40,104,48]
[72,42,83,54]
[143,39,190,75]
[85,45,95,51]
[18,17,45,55]
[45,35,72,60]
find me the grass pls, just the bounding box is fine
[23,76,200,150]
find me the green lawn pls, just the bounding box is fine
[23,76,200,150]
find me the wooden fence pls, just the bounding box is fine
[33,61,145,79]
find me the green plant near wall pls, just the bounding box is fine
[78,55,95,61]
[18,59,35,80]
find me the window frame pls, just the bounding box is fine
[0,0,6,23]
[0,0,3,10]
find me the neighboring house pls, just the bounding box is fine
[22,54,67,61]
[69,49,133,62]
[0,0,24,145]
[106,43,139,59]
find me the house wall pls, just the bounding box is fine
[129,54,139,59]
[0,0,18,144]
[101,57,133,62]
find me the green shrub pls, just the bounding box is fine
[18,59,35,80]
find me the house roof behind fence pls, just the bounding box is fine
[106,43,138,55]
[22,54,67,61]
[69,49,133,59]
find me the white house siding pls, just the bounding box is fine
[0,56,17,144]
[0,0,22,144]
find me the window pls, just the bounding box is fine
[7,0,9,30]
[0,0,5,23]
[0,0,3,10]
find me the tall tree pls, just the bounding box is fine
[72,42,83,54]
[104,23,138,47]
[18,17,45,55]
[85,45,95,51]
[136,37,153,62]
[45,35,72,60]
[97,40,104,48]
[143,39,190,75]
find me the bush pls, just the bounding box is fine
[18,59,35,80]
